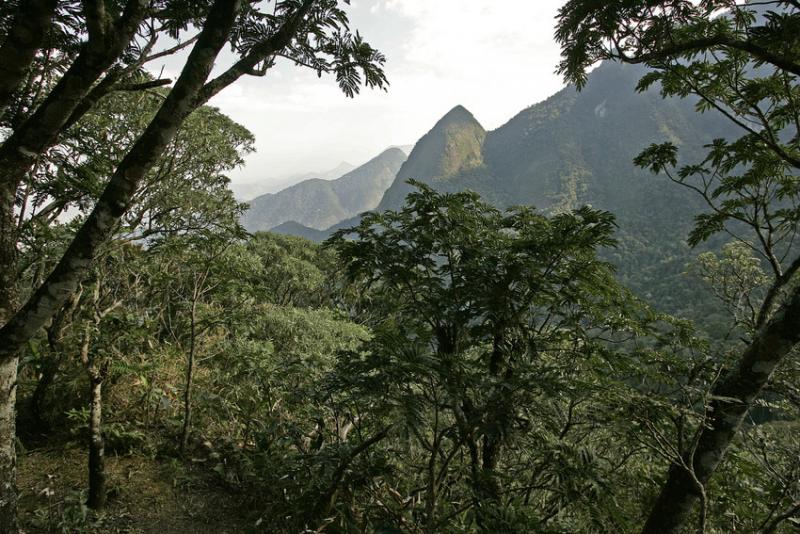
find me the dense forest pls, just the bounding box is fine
[0,0,798,533]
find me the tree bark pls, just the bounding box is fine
[0,356,18,533]
[0,0,242,363]
[180,298,197,453]
[78,283,111,511]
[0,0,59,113]
[0,183,18,532]
[641,287,800,534]
[87,371,106,510]
[0,179,17,333]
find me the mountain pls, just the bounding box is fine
[274,62,740,323]
[241,147,407,232]
[401,63,737,317]
[393,144,415,155]
[285,161,358,186]
[269,221,331,242]
[231,161,357,201]
[378,105,486,211]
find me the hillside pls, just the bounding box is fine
[404,62,735,317]
[274,62,739,322]
[241,147,407,232]
[377,105,486,210]
[231,161,356,200]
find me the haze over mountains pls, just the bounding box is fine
[241,147,408,232]
[242,61,739,319]
[231,161,357,201]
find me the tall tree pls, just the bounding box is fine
[555,1,800,531]
[329,184,646,530]
[0,1,385,528]
[21,90,253,437]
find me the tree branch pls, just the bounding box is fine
[0,0,242,363]
[621,34,800,78]
[0,0,59,113]
[642,286,800,533]
[117,78,172,92]
[195,0,315,106]
[0,0,149,192]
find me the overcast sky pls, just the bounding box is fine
[153,1,569,187]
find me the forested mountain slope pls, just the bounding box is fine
[241,147,407,232]
[429,62,736,317]
[377,105,487,210]
[277,62,738,321]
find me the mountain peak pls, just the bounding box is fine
[379,146,407,158]
[435,105,482,130]
[376,106,487,211]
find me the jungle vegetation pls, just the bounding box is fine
[0,0,798,532]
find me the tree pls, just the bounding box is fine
[0,1,386,527]
[555,2,800,531]
[77,248,142,510]
[21,90,253,426]
[149,234,245,453]
[328,184,648,530]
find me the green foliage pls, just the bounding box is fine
[9,3,800,532]
[556,3,800,532]
[690,242,770,335]
[245,232,335,307]
[556,1,800,278]
[324,184,667,530]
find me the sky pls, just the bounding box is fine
[150,0,569,188]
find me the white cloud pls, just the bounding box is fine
[379,0,565,124]
[202,0,568,186]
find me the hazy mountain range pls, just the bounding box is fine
[241,147,409,232]
[241,61,740,320]
[231,162,357,201]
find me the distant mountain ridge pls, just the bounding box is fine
[241,147,407,232]
[271,62,740,320]
[231,161,357,200]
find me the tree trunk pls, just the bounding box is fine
[312,426,391,521]
[79,305,106,511]
[180,299,197,453]
[0,148,18,332]
[641,288,800,534]
[0,356,18,533]
[31,295,79,432]
[0,0,242,363]
[424,434,439,533]
[476,331,510,507]
[480,433,502,500]
[0,181,18,532]
[87,372,106,510]
[0,0,59,112]
[30,357,58,432]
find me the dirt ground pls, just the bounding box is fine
[17,444,258,533]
